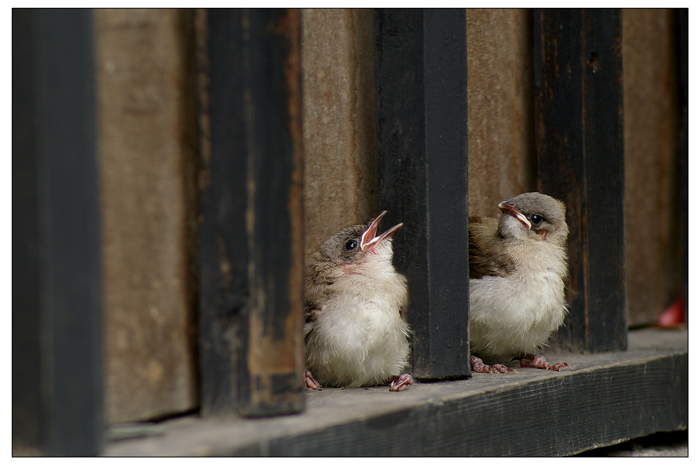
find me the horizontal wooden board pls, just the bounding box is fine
[105,328,687,456]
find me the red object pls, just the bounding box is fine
[657,297,685,327]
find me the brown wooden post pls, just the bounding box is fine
[534,8,627,352]
[198,9,305,417]
[97,9,200,424]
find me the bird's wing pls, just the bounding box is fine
[468,216,515,279]
[304,254,336,326]
[304,303,323,324]
[303,300,325,345]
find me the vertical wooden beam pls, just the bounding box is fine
[673,8,688,318]
[12,9,104,455]
[96,8,200,424]
[534,9,627,352]
[375,9,469,380]
[199,9,304,417]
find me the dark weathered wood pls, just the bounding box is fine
[534,9,627,352]
[673,8,688,317]
[12,9,104,456]
[197,7,246,418]
[375,9,469,380]
[198,8,305,418]
[106,328,688,456]
[263,355,687,456]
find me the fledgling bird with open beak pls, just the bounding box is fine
[469,192,571,373]
[304,211,413,392]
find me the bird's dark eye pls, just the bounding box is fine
[531,215,543,225]
[345,239,358,251]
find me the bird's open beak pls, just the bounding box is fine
[360,211,403,252]
[498,201,531,230]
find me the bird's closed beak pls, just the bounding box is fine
[498,201,531,230]
[360,211,403,252]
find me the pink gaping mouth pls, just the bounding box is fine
[360,211,403,252]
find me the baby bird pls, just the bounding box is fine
[469,192,571,373]
[304,212,413,391]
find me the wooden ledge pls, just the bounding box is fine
[105,328,687,456]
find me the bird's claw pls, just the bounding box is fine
[471,356,518,374]
[305,369,322,390]
[519,355,571,371]
[545,362,572,371]
[389,373,413,391]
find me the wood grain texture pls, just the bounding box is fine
[534,9,627,352]
[199,9,305,418]
[105,328,687,456]
[196,8,246,417]
[301,9,379,257]
[622,9,681,326]
[467,9,536,218]
[267,357,687,456]
[96,9,199,423]
[240,8,305,417]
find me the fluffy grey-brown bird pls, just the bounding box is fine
[304,211,413,391]
[469,192,571,373]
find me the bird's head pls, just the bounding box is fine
[497,192,568,246]
[319,211,403,266]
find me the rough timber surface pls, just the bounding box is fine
[105,328,687,456]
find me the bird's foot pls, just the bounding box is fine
[305,369,323,390]
[519,355,571,371]
[388,373,413,392]
[471,356,518,374]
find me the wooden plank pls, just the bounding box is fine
[12,9,104,456]
[466,9,536,217]
[199,8,305,417]
[197,7,246,418]
[301,9,379,257]
[265,355,687,456]
[622,9,683,326]
[672,8,688,319]
[534,9,627,352]
[12,10,42,453]
[95,9,199,423]
[375,9,469,380]
[106,328,688,456]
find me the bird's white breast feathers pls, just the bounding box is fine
[305,267,409,388]
[469,242,567,362]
